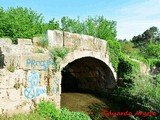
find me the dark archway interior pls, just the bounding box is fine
[61,57,116,93]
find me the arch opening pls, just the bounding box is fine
[61,57,116,93]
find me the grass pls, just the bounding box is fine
[36,49,44,53]
[0,113,46,120]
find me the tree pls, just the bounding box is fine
[120,41,140,55]
[47,18,60,30]
[0,7,6,37]
[132,26,160,50]
[0,7,44,43]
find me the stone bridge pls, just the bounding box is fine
[0,30,117,114]
[48,30,117,92]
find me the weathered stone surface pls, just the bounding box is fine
[47,30,63,47]
[0,45,12,53]
[4,53,20,69]
[32,37,40,46]
[80,35,95,50]
[0,38,12,45]
[8,89,21,101]
[48,30,107,53]
[64,32,81,49]
[93,38,107,53]
[18,38,32,45]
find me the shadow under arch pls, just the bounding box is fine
[61,56,117,93]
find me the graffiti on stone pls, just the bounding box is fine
[28,71,39,86]
[51,77,59,94]
[24,70,46,99]
[24,86,35,99]
[26,59,53,70]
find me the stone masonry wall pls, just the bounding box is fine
[0,38,60,115]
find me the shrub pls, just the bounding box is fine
[59,108,91,120]
[118,55,140,81]
[36,101,60,119]
[50,47,69,71]
[107,39,122,72]
[50,47,69,60]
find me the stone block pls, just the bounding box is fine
[93,38,106,53]
[18,38,32,45]
[80,34,95,51]
[47,30,63,47]
[0,38,12,45]
[32,37,40,46]
[64,31,81,49]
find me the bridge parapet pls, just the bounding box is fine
[47,30,107,54]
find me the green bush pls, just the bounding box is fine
[111,74,160,120]
[36,101,60,119]
[50,47,69,71]
[108,39,121,71]
[36,101,91,120]
[50,47,69,60]
[118,55,140,80]
[59,108,91,120]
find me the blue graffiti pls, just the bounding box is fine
[24,86,46,99]
[36,88,46,97]
[26,59,53,70]
[24,86,34,99]
[24,70,46,99]
[28,71,39,86]
[52,87,58,94]
[52,77,59,94]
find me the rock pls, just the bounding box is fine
[32,37,40,46]
[17,38,32,45]
[0,38,12,45]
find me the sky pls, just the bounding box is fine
[0,0,160,40]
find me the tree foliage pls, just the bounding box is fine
[132,26,160,50]
[0,7,44,43]
[120,41,140,55]
[60,16,117,41]
[145,42,160,58]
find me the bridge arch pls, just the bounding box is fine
[58,51,117,93]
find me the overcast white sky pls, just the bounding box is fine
[0,0,160,40]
